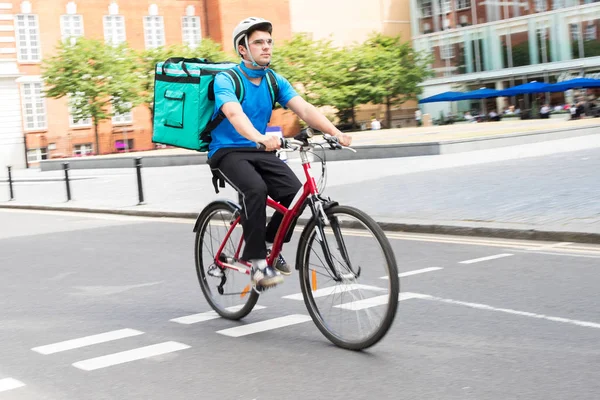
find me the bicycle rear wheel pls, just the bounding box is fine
[296,205,399,350]
[195,201,258,320]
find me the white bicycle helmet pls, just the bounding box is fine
[232,17,272,66]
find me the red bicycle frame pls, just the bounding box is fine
[213,159,319,274]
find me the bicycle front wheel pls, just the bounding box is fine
[195,201,258,320]
[297,205,399,350]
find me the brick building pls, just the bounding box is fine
[0,0,292,169]
[0,0,415,170]
[411,0,600,117]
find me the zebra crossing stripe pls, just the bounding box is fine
[170,305,266,324]
[334,292,426,311]
[216,314,312,337]
[72,341,190,371]
[0,378,25,393]
[32,329,144,355]
[282,284,386,301]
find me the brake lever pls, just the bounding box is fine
[323,133,356,152]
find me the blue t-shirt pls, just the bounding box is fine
[207,67,298,158]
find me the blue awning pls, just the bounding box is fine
[453,88,502,100]
[552,78,600,92]
[418,91,464,103]
[495,81,558,96]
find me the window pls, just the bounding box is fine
[21,82,46,130]
[182,16,201,48]
[104,15,126,46]
[585,24,597,41]
[534,0,547,12]
[456,0,471,10]
[571,24,580,40]
[552,0,565,9]
[115,139,134,152]
[421,0,432,17]
[441,44,455,59]
[60,14,84,42]
[112,102,133,125]
[69,109,91,127]
[15,14,41,62]
[73,144,93,156]
[441,0,452,14]
[27,148,48,162]
[143,16,165,49]
[68,93,91,127]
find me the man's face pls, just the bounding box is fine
[241,30,273,65]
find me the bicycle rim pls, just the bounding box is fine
[298,205,399,350]
[195,203,258,320]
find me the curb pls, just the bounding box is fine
[0,177,94,183]
[37,122,600,170]
[1,204,598,244]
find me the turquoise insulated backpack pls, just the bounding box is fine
[152,57,279,152]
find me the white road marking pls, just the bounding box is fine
[525,242,572,251]
[71,282,163,296]
[72,341,190,371]
[282,284,386,301]
[171,305,266,324]
[3,207,600,255]
[216,315,312,337]
[380,267,443,279]
[459,253,513,264]
[410,293,600,329]
[514,250,600,259]
[0,378,25,393]
[334,292,424,311]
[32,328,143,355]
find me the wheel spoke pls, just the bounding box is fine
[298,206,399,350]
[195,204,257,320]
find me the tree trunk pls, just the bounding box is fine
[94,120,100,156]
[350,102,356,127]
[386,97,392,129]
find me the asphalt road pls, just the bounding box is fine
[1,209,599,400]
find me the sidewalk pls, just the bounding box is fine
[29,117,600,170]
[1,121,599,244]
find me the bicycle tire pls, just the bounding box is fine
[195,201,259,320]
[296,205,399,350]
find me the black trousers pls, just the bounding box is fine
[210,149,302,261]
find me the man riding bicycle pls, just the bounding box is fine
[207,17,352,292]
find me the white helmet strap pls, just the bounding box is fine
[243,35,269,68]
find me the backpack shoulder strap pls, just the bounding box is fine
[223,68,245,104]
[265,70,279,109]
[200,68,245,141]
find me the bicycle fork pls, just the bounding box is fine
[308,197,360,282]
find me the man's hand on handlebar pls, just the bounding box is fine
[335,132,352,147]
[256,135,281,151]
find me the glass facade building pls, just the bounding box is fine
[411,0,600,115]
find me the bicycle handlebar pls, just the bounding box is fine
[255,131,356,153]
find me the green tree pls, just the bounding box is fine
[325,44,377,127]
[137,40,235,125]
[42,38,140,155]
[360,33,433,128]
[271,34,373,127]
[270,34,338,107]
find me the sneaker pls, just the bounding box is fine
[268,249,292,276]
[251,265,283,291]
